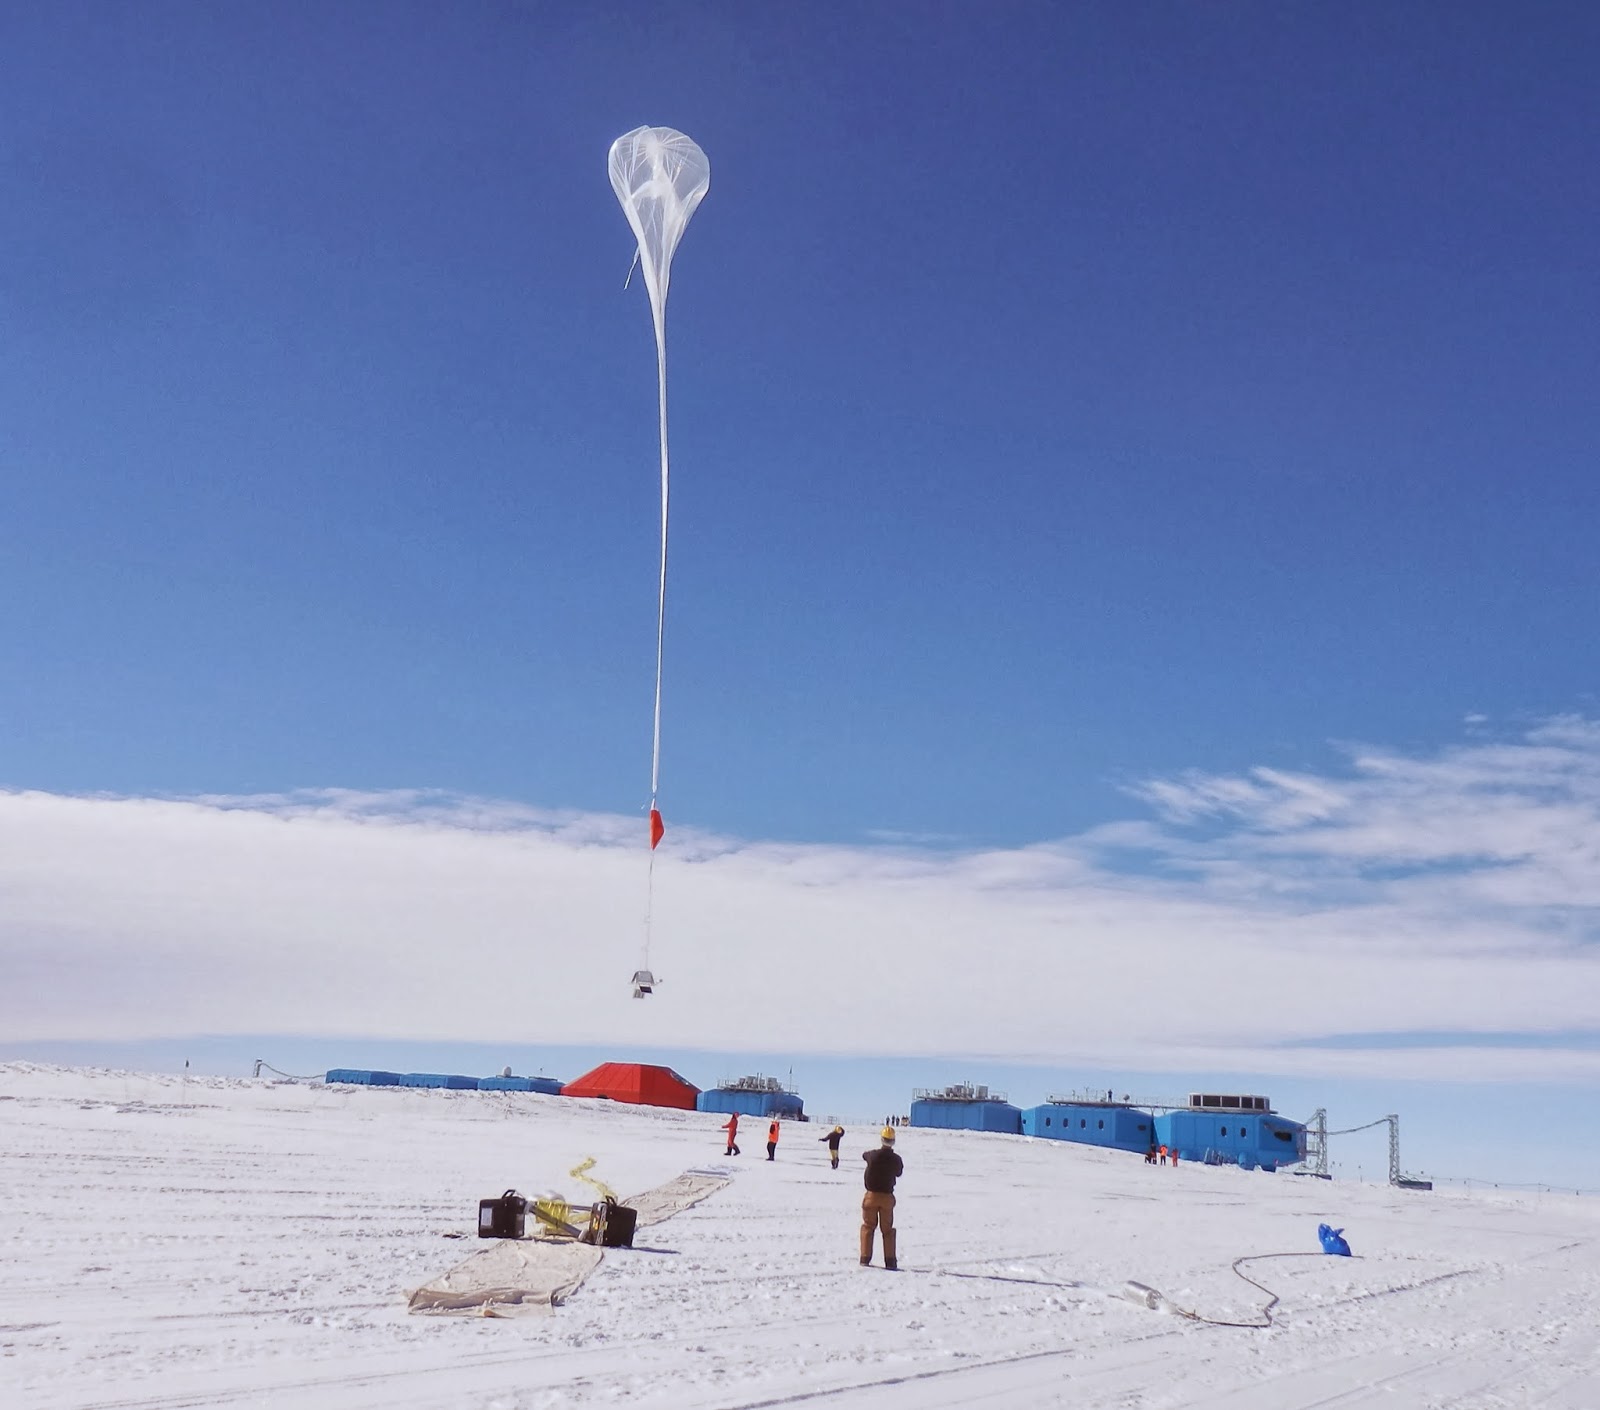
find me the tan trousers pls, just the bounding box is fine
[860,1191,897,1265]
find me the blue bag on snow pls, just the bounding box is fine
[1318,1223,1352,1256]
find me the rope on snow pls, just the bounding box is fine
[1147,1251,1363,1330]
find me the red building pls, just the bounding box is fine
[561,1062,700,1110]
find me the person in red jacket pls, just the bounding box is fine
[720,1113,740,1156]
[860,1127,904,1269]
[766,1119,780,1161]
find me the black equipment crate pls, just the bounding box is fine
[478,1189,527,1239]
[583,1198,638,1248]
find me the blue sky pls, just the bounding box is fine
[4,2,1597,843]
[3,6,1598,1186]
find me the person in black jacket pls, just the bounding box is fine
[820,1125,845,1169]
[860,1127,904,1269]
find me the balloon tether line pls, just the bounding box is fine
[643,847,657,971]
[644,303,669,974]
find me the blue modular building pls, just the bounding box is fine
[396,1072,480,1090]
[909,1083,1023,1134]
[325,1069,402,1086]
[696,1075,805,1119]
[1022,1101,1154,1154]
[1153,1094,1307,1170]
[478,1075,564,1094]
[325,1069,563,1094]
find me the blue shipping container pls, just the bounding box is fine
[1021,1104,1153,1154]
[325,1069,402,1086]
[478,1076,564,1094]
[909,1099,1023,1134]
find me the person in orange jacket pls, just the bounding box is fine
[721,1113,740,1156]
[766,1119,780,1161]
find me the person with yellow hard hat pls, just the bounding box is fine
[819,1124,846,1169]
[860,1126,904,1269]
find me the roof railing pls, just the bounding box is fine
[714,1073,794,1095]
[912,1082,1008,1103]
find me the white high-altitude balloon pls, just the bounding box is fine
[610,125,708,995]
[608,126,709,825]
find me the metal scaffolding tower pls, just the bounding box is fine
[1307,1112,1431,1189]
[1304,1108,1329,1176]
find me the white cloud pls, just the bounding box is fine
[3,718,1599,1083]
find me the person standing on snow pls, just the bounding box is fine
[721,1112,740,1156]
[820,1125,845,1169]
[766,1119,780,1161]
[860,1127,903,1269]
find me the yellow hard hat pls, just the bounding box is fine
[881,1126,896,1142]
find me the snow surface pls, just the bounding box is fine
[3,1065,1597,1409]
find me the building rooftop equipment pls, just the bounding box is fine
[1188,1093,1272,1113]
[712,1074,795,1094]
[912,1082,1008,1103]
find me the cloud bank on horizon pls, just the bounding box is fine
[5,718,1597,1083]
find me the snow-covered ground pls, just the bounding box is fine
[3,1065,1597,1409]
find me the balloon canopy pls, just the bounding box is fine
[608,126,711,341]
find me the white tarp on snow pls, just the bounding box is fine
[628,1169,730,1226]
[407,1170,730,1315]
[407,1236,603,1315]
